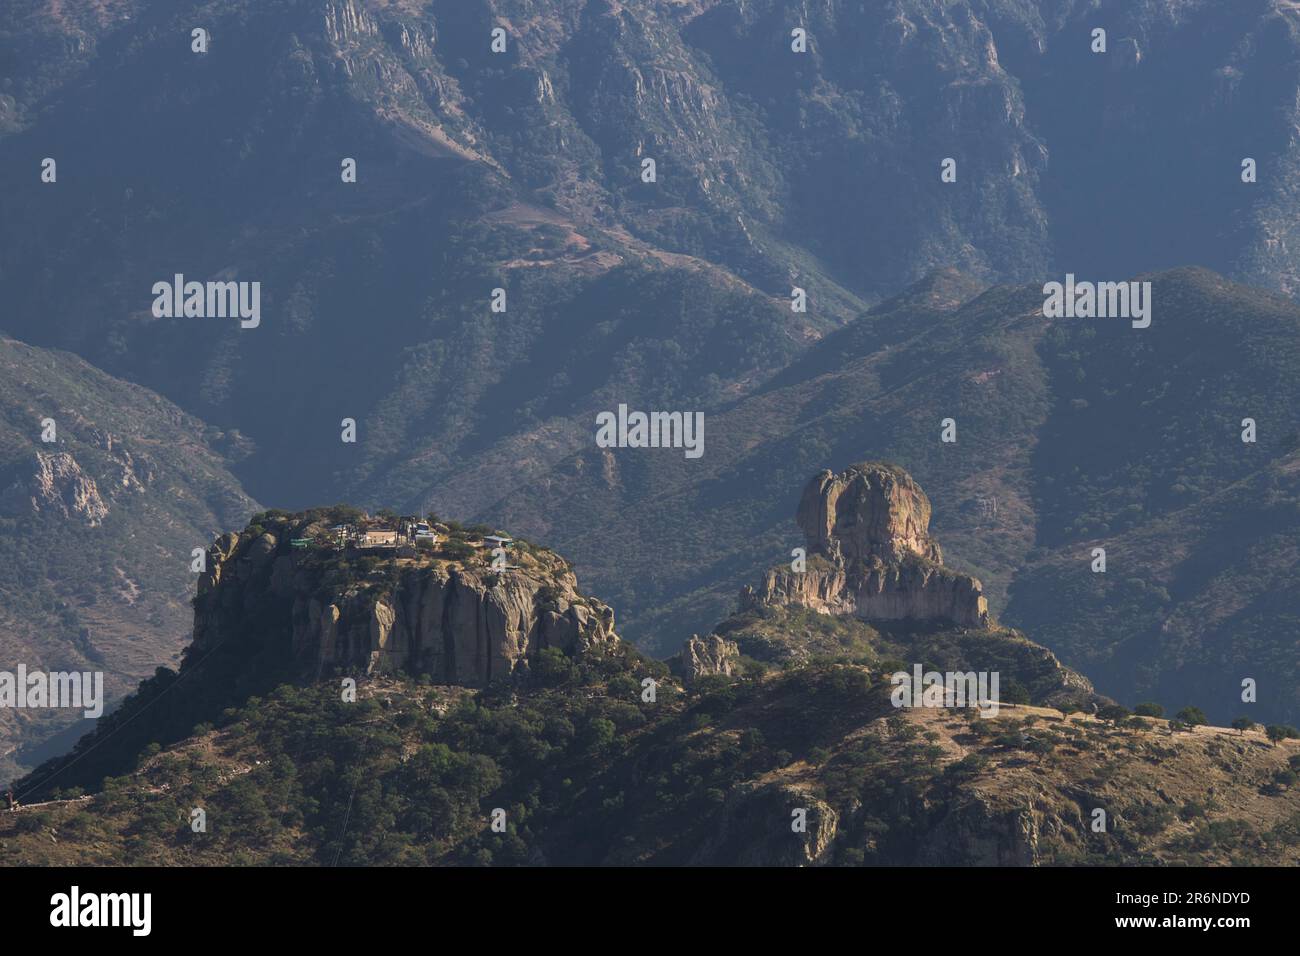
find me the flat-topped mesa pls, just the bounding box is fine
[744,463,989,628]
[192,509,620,687]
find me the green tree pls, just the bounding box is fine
[1266,725,1299,746]
[606,673,640,699]
[532,648,574,687]
[1097,704,1130,724]
[440,539,476,561]
[581,717,616,753]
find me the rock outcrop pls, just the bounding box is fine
[912,793,1047,866]
[1,451,110,525]
[690,783,839,866]
[743,463,989,628]
[673,633,739,685]
[193,516,619,687]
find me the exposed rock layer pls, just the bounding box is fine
[194,528,618,686]
[2,451,110,525]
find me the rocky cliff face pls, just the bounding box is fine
[193,516,619,687]
[744,463,989,628]
[689,778,1044,867]
[289,565,616,684]
[1,451,110,526]
[689,783,839,866]
[911,792,1046,867]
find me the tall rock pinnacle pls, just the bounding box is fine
[745,463,988,628]
[796,463,943,564]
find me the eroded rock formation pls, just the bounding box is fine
[674,633,740,685]
[193,523,619,686]
[744,462,989,628]
[1,451,110,525]
[796,463,942,564]
[689,783,839,866]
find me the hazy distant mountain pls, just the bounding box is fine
[6,0,1300,516]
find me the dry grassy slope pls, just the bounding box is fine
[1,676,1295,866]
[618,680,1300,865]
[885,704,1300,865]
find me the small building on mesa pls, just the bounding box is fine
[358,529,399,549]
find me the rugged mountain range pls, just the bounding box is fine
[6,0,1300,513]
[3,0,1300,765]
